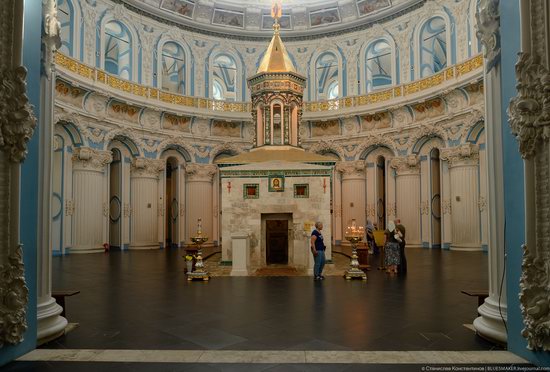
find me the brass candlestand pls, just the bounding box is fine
[344,220,367,281]
[187,219,210,281]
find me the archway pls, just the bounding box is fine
[165,156,180,248]
[376,155,386,230]
[429,148,442,248]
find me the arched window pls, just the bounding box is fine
[366,40,392,91]
[104,21,132,80]
[58,0,74,56]
[419,17,447,77]
[212,54,237,101]
[327,81,339,100]
[212,80,223,100]
[161,42,186,93]
[315,52,339,100]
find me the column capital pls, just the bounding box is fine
[186,163,218,182]
[335,160,366,179]
[440,144,480,168]
[72,147,112,171]
[390,155,420,175]
[131,157,165,178]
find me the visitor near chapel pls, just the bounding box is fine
[384,220,401,275]
[395,219,407,275]
[310,221,326,280]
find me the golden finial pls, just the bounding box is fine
[271,0,282,21]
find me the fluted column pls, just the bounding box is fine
[185,164,217,246]
[38,0,67,342]
[472,0,506,344]
[72,147,112,253]
[129,158,165,249]
[441,144,481,251]
[391,155,421,246]
[336,161,366,240]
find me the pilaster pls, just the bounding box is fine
[390,155,421,246]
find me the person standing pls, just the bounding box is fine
[384,220,401,275]
[395,219,407,275]
[311,221,326,280]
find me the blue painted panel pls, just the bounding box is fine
[0,0,41,366]
[441,243,450,250]
[143,150,158,159]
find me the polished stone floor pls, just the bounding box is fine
[5,248,526,371]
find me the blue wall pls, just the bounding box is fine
[501,1,550,366]
[0,0,41,366]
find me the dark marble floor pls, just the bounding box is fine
[38,248,496,352]
[4,248,530,371]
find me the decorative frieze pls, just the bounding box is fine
[440,144,480,168]
[390,155,420,175]
[0,67,37,163]
[72,147,113,171]
[185,163,218,182]
[130,157,165,178]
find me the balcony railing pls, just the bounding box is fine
[55,53,483,115]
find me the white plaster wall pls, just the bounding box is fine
[449,164,481,250]
[186,179,214,246]
[341,176,367,233]
[73,167,107,253]
[130,175,160,249]
[395,173,421,246]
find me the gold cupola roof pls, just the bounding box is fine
[256,2,295,74]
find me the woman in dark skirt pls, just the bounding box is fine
[384,220,401,274]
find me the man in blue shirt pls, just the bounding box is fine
[310,221,326,280]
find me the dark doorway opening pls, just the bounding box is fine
[266,220,288,264]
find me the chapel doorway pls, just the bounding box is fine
[430,148,442,248]
[376,155,386,230]
[266,220,289,264]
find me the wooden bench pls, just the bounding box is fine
[461,289,489,307]
[52,290,80,318]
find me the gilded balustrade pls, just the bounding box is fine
[54,52,483,114]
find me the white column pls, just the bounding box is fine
[441,160,453,249]
[391,156,421,246]
[473,0,507,343]
[336,161,366,238]
[178,164,186,246]
[130,158,165,249]
[212,171,220,246]
[441,145,481,251]
[72,147,112,253]
[332,169,343,243]
[420,157,431,247]
[37,0,67,341]
[185,164,217,247]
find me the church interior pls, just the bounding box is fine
[1,0,550,369]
